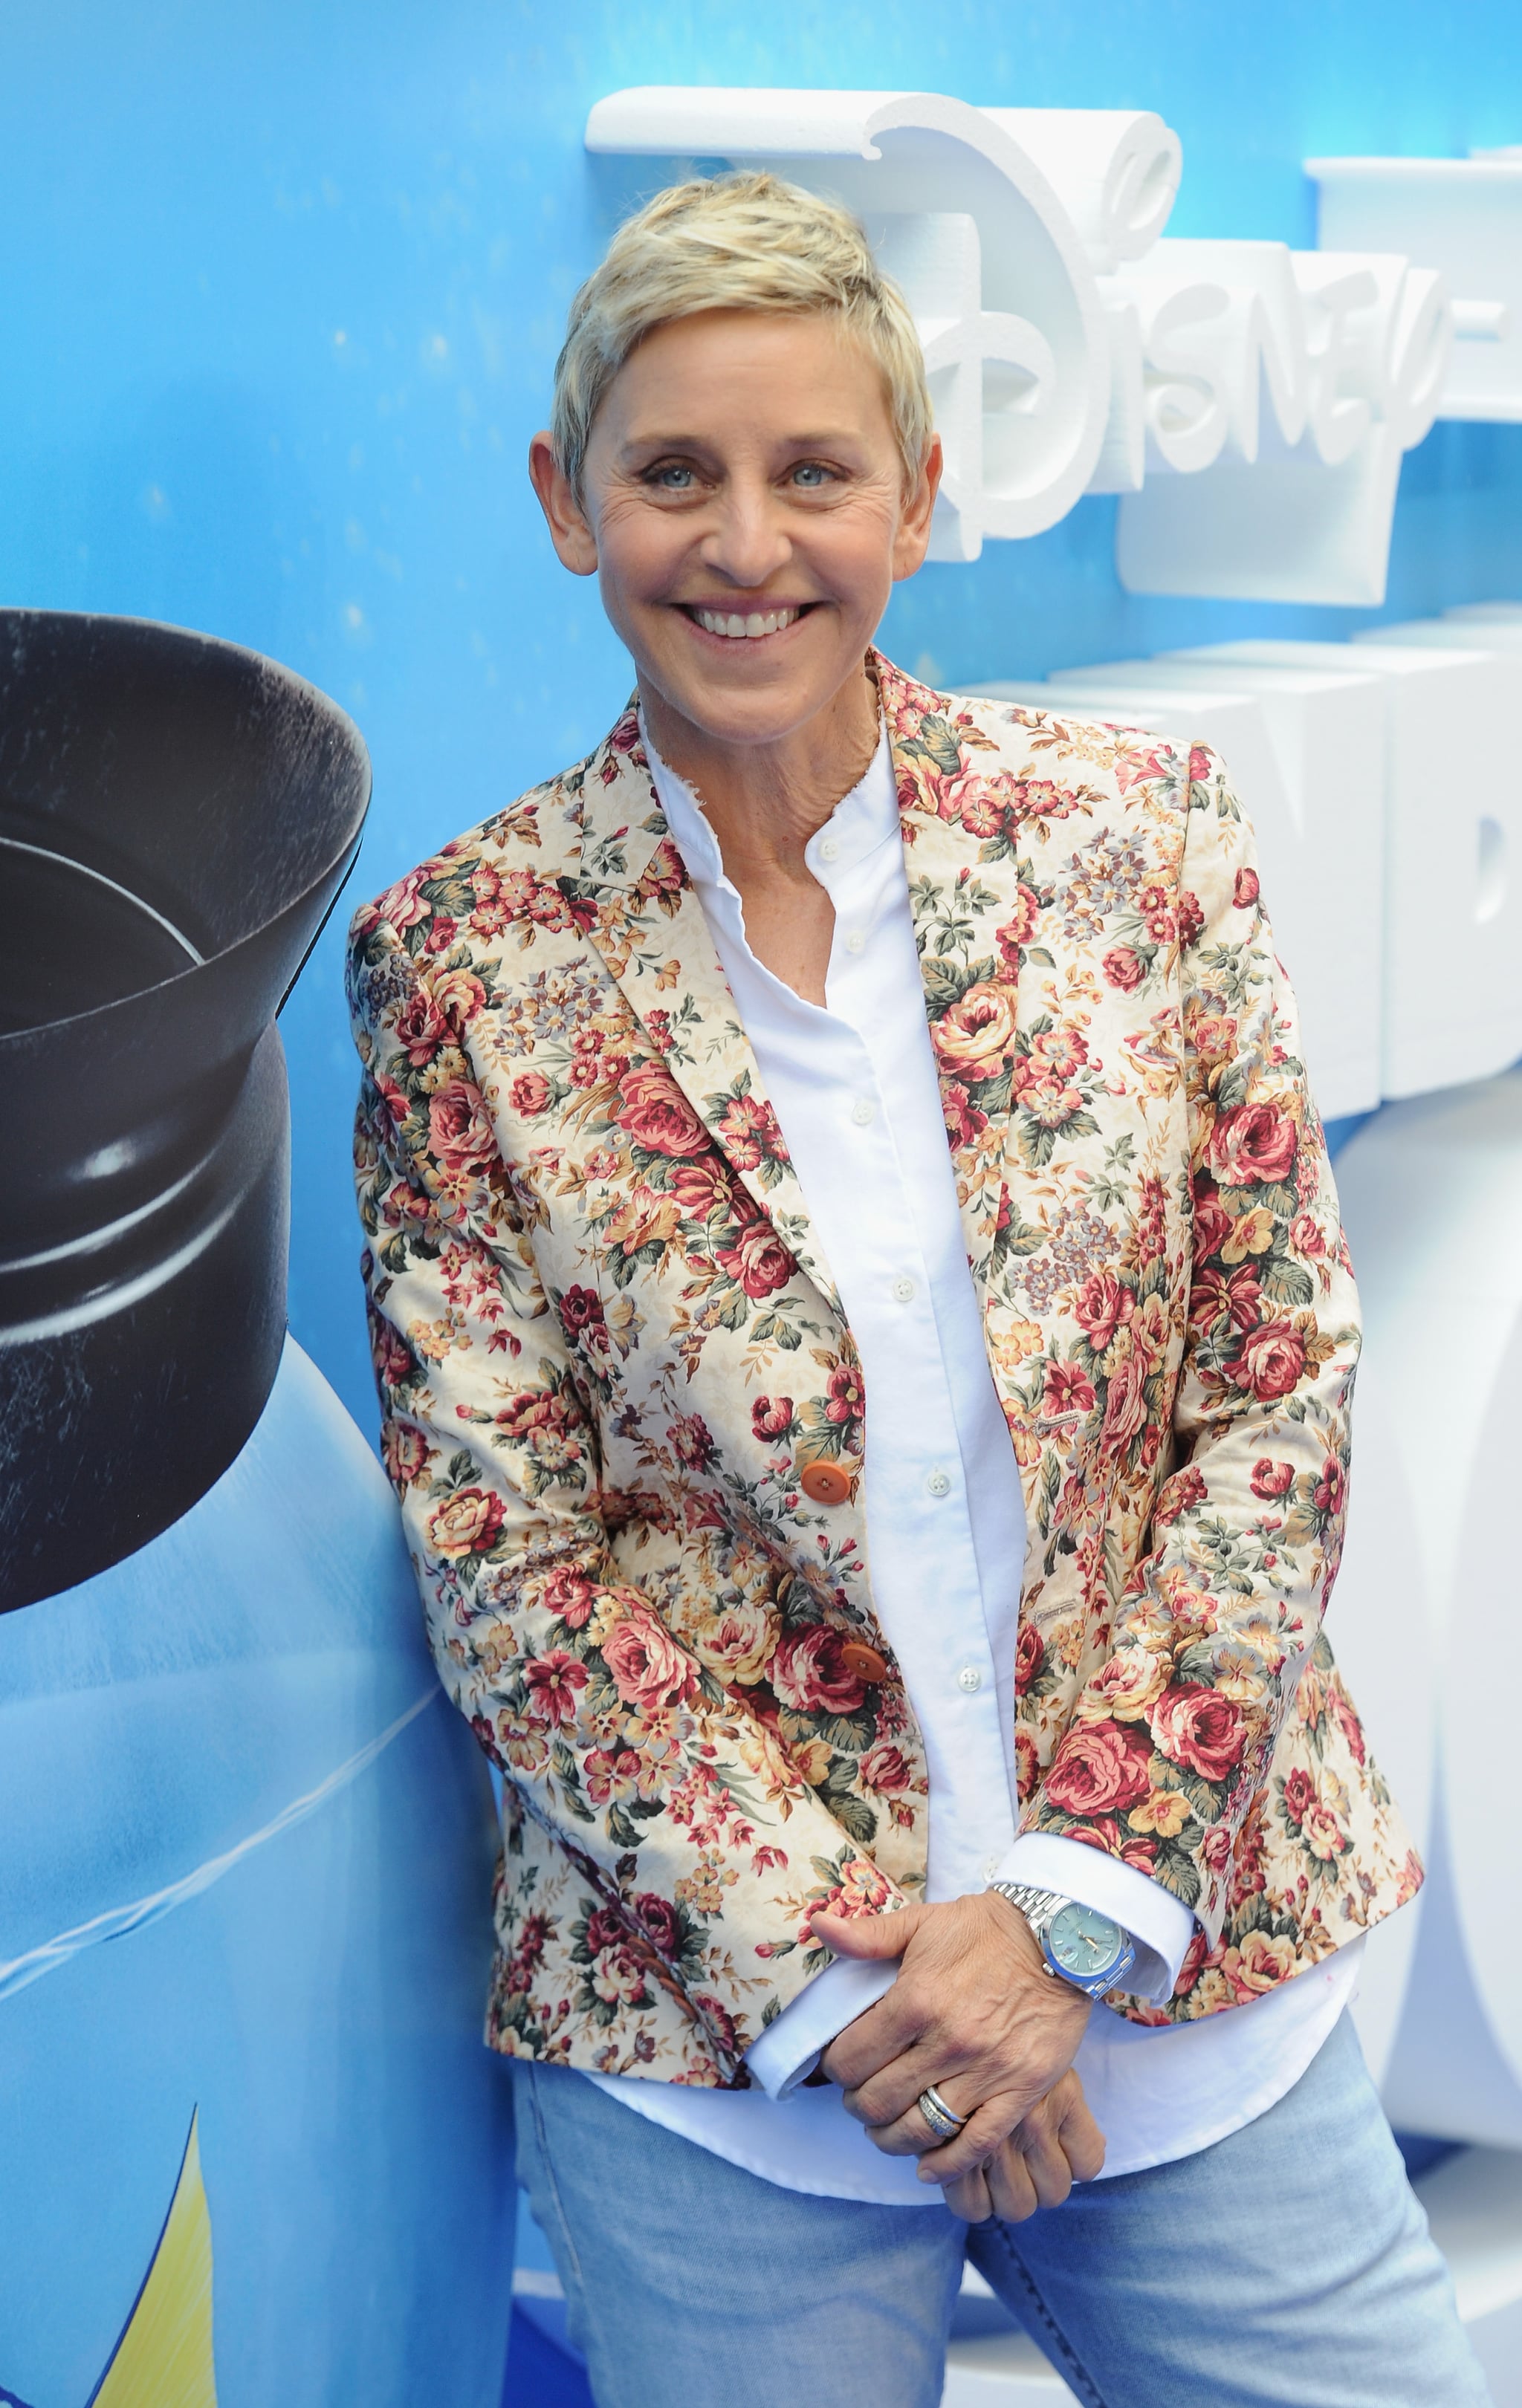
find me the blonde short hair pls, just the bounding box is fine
[551,170,933,495]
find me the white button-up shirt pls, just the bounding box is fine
[585,721,1359,2201]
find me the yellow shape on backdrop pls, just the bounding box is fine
[91,2110,217,2408]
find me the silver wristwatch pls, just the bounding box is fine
[988,1880,1138,1999]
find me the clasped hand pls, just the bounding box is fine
[809,1891,1106,2224]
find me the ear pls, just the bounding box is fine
[528,432,600,577]
[891,432,944,581]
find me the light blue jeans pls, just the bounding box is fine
[511,2013,1490,2407]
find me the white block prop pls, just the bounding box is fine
[1031,655,1388,1118]
[1334,1077,1522,2145]
[1170,640,1522,1100]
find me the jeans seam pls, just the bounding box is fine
[979,2224,1110,2408]
[522,2065,589,2301]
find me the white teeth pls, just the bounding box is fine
[693,607,800,640]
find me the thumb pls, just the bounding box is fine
[809,1901,923,1961]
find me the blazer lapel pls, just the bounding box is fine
[573,702,845,1321]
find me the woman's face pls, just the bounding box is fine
[531,309,941,752]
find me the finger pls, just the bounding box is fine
[913,2091,1028,2185]
[985,2146,1040,2224]
[849,2065,985,2151]
[809,1904,922,1962]
[840,2047,971,2134]
[1008,2116,1073,2213]
[820,1988,934,2092]
[1052,2080,1107,2185]
[942,2164,994,2225]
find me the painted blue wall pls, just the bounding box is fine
[6,1,1520,1434]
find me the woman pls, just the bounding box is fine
[348,174,1485,2407]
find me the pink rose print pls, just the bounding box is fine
[858,1741,913,1795]
[617,1062,707,1158]
[1233,867,1260,910]
[752,1396,795,1441]
[771,1627,869,1718]
[1099,1352,1149,1455]
[601,1609,701,1712]
[1190,1175,1234,1260]
[380,1420,430,1487]
[931,980,1022,1085]
[716,1219,797,1299]
[1228,1320,1307,1401]
[1102,947,1144,991]
[509,1069,551,1115]
[635,1892,684,1958]
[1289,1212,1326,1259]
[1015,1622,1043,1696]
[1208,1102,1298,1188]
[1251,1457,1296,1500]
[393,984,451,1066]
[427,1485,505,1561]
[1043,1721,1154,1817]
[369,1312,415,1392]
[428,1078,498,1174]
[1075,1269,1135,1353]
[559,1284,607,1345]
[1150,1685,1246,1784]
[541,1566,598,1629]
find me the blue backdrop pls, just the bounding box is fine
[5,0,1520,1435]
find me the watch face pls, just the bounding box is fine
[1048,1901,1127,1983]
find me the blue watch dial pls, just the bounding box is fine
[1048,1900,1128,1982]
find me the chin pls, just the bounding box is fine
[645,641,866,749]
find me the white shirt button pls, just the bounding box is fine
[958,1664,983,1693]
[819,836,841,863]
[984,1857,1002,1881]
[844,930,867,955]
[891,1275,916,1303]
[850,1097,875,1126]
[926,1467,952,1499]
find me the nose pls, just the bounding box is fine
[699,473,793,592]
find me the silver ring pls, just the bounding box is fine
[916,2084,968,2143]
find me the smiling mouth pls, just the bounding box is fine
[681,604,812,641]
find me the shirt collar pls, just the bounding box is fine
[641,711,897,896]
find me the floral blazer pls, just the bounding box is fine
[347,652,1419,2087]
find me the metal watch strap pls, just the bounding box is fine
[987,1878,1067,1941]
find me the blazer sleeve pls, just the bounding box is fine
[346,915,901,2076]
[1020,749,1362,1949]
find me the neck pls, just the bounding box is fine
[640,660,880,883]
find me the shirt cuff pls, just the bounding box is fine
[744,1956,899,2100]
[992,1831,1195,2002]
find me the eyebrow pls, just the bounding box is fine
[616,429,864,456]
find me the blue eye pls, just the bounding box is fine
[793,463,830,487]
[652,463,695,489]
